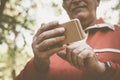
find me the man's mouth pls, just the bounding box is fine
[70,6,86,12]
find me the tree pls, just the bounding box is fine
[0,0,36,79]
[0,0,62,80]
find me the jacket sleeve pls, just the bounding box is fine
[97,26,120,80]
[84,25,120,80]
[83,53,120,80]
[15,58,48,80]
[99,53,120,80]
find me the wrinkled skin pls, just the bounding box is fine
[32,0,106,74]
[32,21,66,70]
[57,40,105,73]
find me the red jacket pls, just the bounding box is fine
[15,19,120,80]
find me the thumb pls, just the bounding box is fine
[57,50,67,60]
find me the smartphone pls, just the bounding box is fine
[60,19,86,44]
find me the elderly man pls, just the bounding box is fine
[16,0,120,80]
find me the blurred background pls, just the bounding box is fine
[0,0,120,80]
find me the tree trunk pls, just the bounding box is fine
[12,69,16,80]
[0,0,8,15]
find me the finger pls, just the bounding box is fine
[72,48,83,68]
[67,41,81,48]
[36,27,65,44]
[57,50,67,60]
[35,21,59,37]
[36,36,65,51]
[77,48,94,69]
[66,42,81,64]
[40,21,59,32]
[34,23,46,38]
[45,46,65,57]
[36,46,65,59]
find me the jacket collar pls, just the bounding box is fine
[85,18,115,31]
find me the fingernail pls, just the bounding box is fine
[63,44,67,48]
[60,27,65,32]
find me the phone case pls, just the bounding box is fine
[60,19,86,44]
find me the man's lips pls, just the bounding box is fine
[70,6,86,12]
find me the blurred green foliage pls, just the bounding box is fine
[0,0,36,80]
[0,0,62,80]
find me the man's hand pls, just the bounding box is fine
[32,21,65,70]
[57,40,106,74]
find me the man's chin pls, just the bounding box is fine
[69,12,88,20]
[74,14,87,21]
